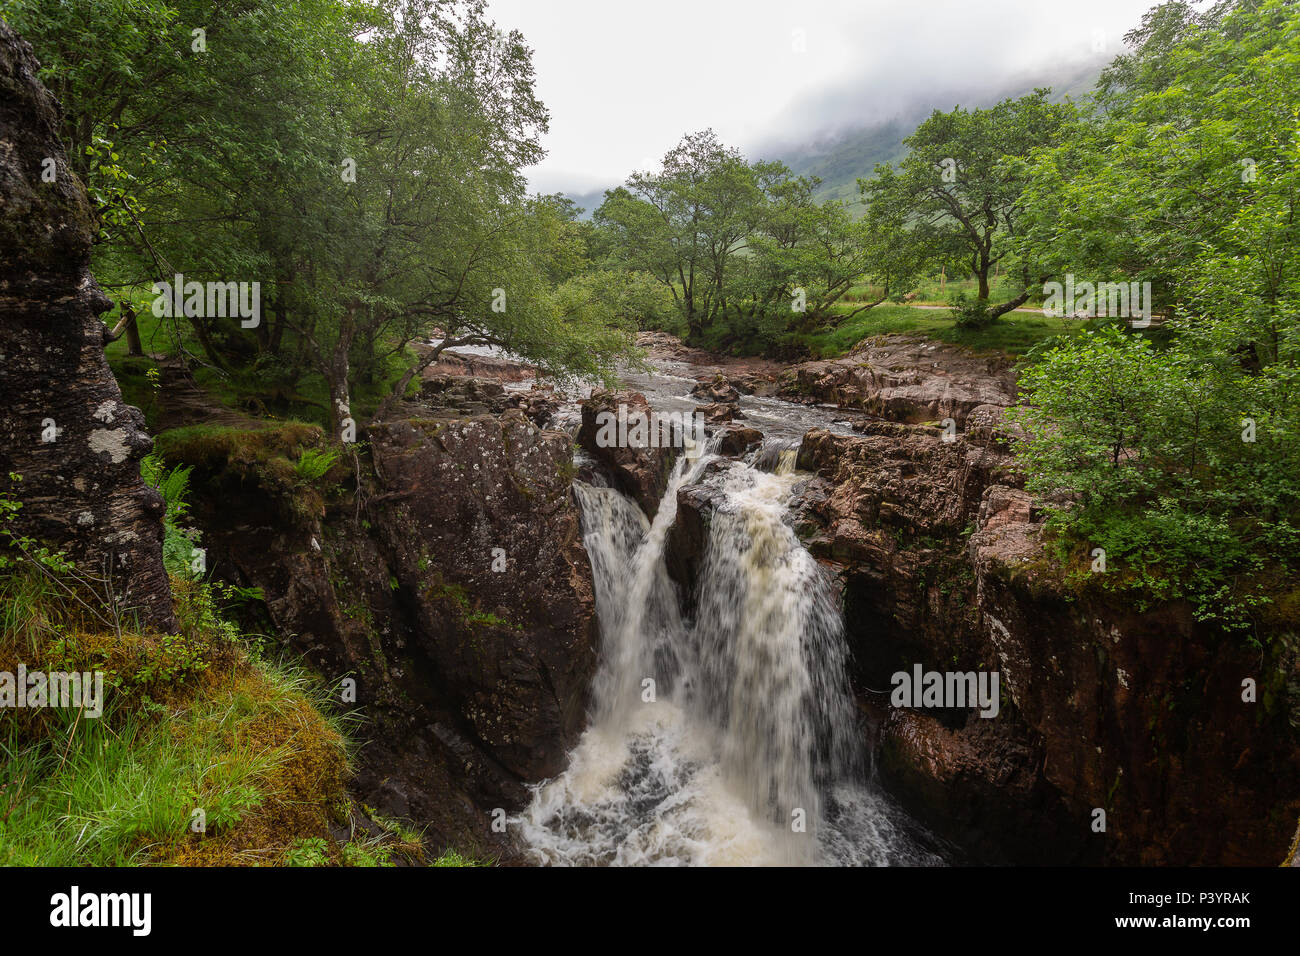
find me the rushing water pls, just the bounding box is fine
[515,439,942,866]
[432,338,938,864]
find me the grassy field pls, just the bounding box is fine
[798,304,1081,358]
[843,275,1046,308]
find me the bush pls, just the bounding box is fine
[1009,327,1300,632]
[949,291,993,330]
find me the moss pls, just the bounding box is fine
[155,421,322,468]
[156,666,349,866]
[0,567,359,867]
[465,610,520,631]
[154,422,331,524]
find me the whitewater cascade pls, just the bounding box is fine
[515,443,938,866]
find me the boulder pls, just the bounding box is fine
[577,390,678,518]
[690,377,741,403]
[695,402,742,424]
[715,424,763,456]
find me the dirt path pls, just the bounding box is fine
[150,359,267,432]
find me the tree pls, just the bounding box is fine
[12,0,640,440]
[596,130,760,341]
[596,131,897,352]
[1007,0,1300,630]
[862,91,1078,327]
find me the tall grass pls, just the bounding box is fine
[798,304,1080,358]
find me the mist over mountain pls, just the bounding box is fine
[763,58,1107,205]
[562,56,1107,216]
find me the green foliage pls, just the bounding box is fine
[1001,0,1300,634]
[861,90,1080,323]
[595,129,895,354]
[284,837,331,867]
[7,0,637,439]
[948,291,993,330]
[1009,328,1299,632]
[141,452,202,577]
[294,447,339,484]
[0,561,352,865]
[431,848,488,867]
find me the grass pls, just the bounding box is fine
[844,274,1045,308]
[431,848,488,867]
[798,304,1082,358]
[0,470,422,867]
[0,660,343,865]
[0,566,362,865]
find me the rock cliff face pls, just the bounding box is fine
[173,408,597,857]
[785,423,1084,864]
[0,23,173,629]
[785,414,1299,865]
[577,390,678,518]
[966,486,1299,865]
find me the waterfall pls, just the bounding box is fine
[515,443,940,866]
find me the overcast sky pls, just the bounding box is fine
[484,0,1161,195]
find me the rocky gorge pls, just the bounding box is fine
[660,334,1300,865]
[163,324,1296,865]
[3,20,1295,859]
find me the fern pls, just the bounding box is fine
[141,453,202,577]
[294,447,339,484]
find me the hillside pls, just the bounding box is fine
[766,59,1106,208]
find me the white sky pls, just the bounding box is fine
[484,0,1161,194]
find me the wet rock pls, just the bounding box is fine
[715,424,763,456]
[663,460,735,616]
[695,402,742,424]
[416,344,536,383]
[965,402,1021,450]
[0,23,174,629]
[780,334,1016,426]
[508,386,562,429]
[577,390,678,519]
[414,375,510,416]
[967,490,1300,865]
[796,422,1021,541]
[635,332,783,396]
[690,377,741,403]
[876,706,1085,864]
